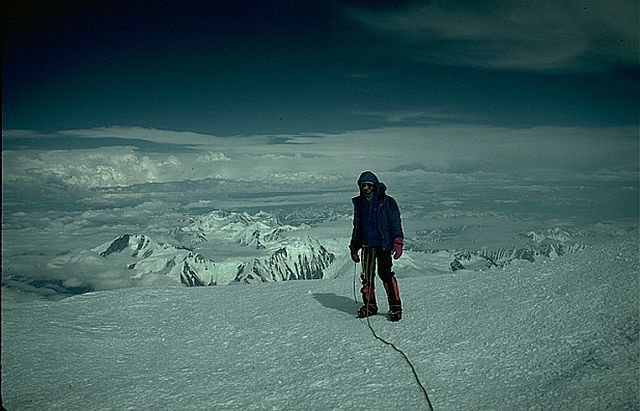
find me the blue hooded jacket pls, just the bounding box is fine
[350,171,404,251]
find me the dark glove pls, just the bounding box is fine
[349,245,361,263]
[391,238,403,260]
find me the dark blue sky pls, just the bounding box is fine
[3,0,638,136]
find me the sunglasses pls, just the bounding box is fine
[360,183,374,188]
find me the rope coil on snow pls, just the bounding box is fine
[357,251,435,411]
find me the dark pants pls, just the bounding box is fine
[360,246,402,311]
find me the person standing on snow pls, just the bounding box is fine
[349,171,404,321]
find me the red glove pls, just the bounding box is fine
[391,238,403,259]
[349,245,360,263]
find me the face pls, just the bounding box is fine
[361,182,374,194]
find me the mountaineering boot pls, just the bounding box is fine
[357,304,378,318]
[388,308,402,322]
[359,278,377,318]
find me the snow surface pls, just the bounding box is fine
[2,234,638,410]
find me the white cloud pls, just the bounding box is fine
[351,109,486,125]
[3,147,226,188]
[59,126,224,146]
[199,152,231,162]
[346,0,639,72]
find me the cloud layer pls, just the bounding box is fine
[3,125,637,191]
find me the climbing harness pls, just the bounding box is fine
[356,249,435,411]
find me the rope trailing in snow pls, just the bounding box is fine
[363,315,435,411]
[358,251,435,411]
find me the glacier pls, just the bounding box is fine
[2,232,637,410]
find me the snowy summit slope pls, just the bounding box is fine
[2,235,638,410]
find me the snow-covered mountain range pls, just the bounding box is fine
[93,210,336,287]
[94,234,219,286]
[170,209,307,249]
[412,227,586,271]
[88,210,598,290]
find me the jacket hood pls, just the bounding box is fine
[357,171,387,197]
[357,171,379,186]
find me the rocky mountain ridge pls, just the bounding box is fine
[93,234,219,286]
